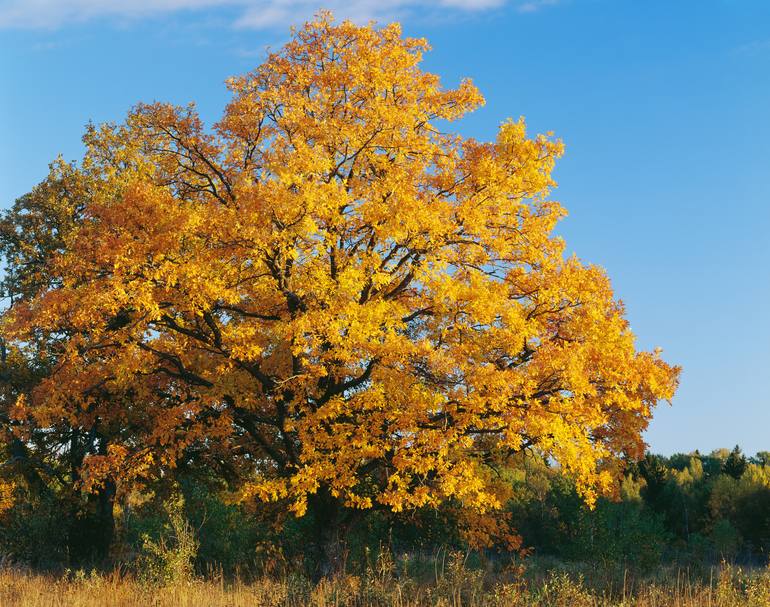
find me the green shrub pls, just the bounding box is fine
[137,494,199,585]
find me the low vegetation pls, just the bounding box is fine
[2,558,770,606]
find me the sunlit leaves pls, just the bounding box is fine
[1,14,679,532]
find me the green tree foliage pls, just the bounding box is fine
[724,446,748,480]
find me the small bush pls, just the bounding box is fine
[137,494,199,585]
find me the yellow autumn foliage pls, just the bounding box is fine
[2,14,679,532]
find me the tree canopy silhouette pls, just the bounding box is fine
[1,14,679,564]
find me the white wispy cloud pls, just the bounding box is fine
[732,38,770,57]
[0,0,559,29]
[516,0,560,13]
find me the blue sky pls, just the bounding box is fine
[1,0,769,456]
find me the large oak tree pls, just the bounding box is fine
[2,14,679,568]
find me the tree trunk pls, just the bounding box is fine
[307,488,356,581]
[67,433,116,567]
[68,480,116,567]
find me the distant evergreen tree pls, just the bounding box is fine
[638,454,669,512]
[723,445,748,479]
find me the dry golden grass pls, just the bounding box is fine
[1,562,769,607]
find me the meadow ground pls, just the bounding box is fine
[1,558,769,607]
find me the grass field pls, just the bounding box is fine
[2,559,769,607]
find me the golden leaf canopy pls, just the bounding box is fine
[3,15,679,523]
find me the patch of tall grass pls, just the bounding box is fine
[1,556,768,606]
